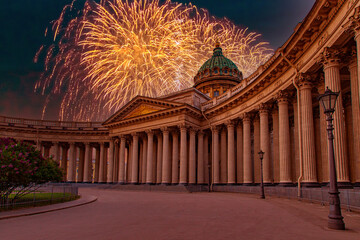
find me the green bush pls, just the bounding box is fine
[0,138,63,205]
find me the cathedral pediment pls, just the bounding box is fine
[123,104,165,119]
[103,96,182,126]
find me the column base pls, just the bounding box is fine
[117,182,126,185]
[178,183,188,186]
[337,182,353,189]
[243,183,256,186]
[301,182,321,188]
[321,182,353,189]
[161,183,171,186]
[278,182,296,187]
[263,183,274,187]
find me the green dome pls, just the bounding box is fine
[198,46,240,73]
[194,43,242,87]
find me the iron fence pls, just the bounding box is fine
[0,184,78,210]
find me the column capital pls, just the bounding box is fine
[225,120,235,128]
[161,127,170,133]
[296,73,313,89]
[146,129,154,135]
[119,135,126,140]
[241,113,252,122]
[189,127,197,134]
[178,124,188,131]
[276,90,290,104]
[131,133,139,138]
[84,142,90,145]
[258,103,270,114]
[198,129,204,136]
[343,6,360,38]
[211,125,220,133]
[317,47,341,68]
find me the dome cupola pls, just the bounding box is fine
[194,42,243,98]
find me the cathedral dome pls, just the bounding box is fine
[194,42,243,98]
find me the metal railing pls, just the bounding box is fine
[0,184,78,210]
[213,185,360,212]
[0,116,107,130]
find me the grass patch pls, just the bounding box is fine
[1,192,80,211]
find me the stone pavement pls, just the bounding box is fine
[0,188,359,240]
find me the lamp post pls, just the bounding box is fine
[318,87,345,230]
[258,150,265,199]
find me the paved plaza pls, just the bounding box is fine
[1,188,360,240]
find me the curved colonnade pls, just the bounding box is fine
[1,0,360,187]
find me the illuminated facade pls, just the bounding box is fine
[1,0,360,188]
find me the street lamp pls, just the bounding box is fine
[258,150,265,199]
[318,87,345,230]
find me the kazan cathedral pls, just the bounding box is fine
[1,0,360,197]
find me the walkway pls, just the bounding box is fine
[1,188,359,240]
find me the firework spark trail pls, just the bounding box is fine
[35,0,273,121]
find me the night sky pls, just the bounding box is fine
[0,0,315,120]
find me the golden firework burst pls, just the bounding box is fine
[35,0,273,121]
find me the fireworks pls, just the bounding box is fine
[35,0,273,121]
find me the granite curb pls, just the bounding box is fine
[0,195,97,220]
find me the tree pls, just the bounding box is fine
[0,138,63,206]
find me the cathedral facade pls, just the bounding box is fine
[1,0,360,189]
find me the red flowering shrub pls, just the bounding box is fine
[0,138,63,205]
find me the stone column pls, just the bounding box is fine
[259,105,271,184]
[161,128,171,184]
[348,58,360,183]
[204,134,210,184]
[320,48,349,183]
[344,95,356,183]
[83,142,92,183]
[52,142,60,163]
[220,128,227,183]
[212,127,220,184]
[113,140,119,182]
[156,134,163,184]
[172,131,179,184]
[61,144,69,182]
[118,136,126,184]
[107,139,115,183]
[272,109,280,183]
[227,121,236,184]
[179,125,188,184]
[67,142,76,182]
[197,130,205,184]
[292,100,300,181]
[189,128,196,184]
[98,142,105,183]
[277,91,292,184]
[94,146,100,183]
[253,115,260,183]
[131,134,139,184]
[297,74,317,183]
[78,146,85,182]
[146,131,154,184]
[236,123,243,183]
[243,114,252,184]
[141,137,148,183]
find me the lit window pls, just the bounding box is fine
[214,91,219,97]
